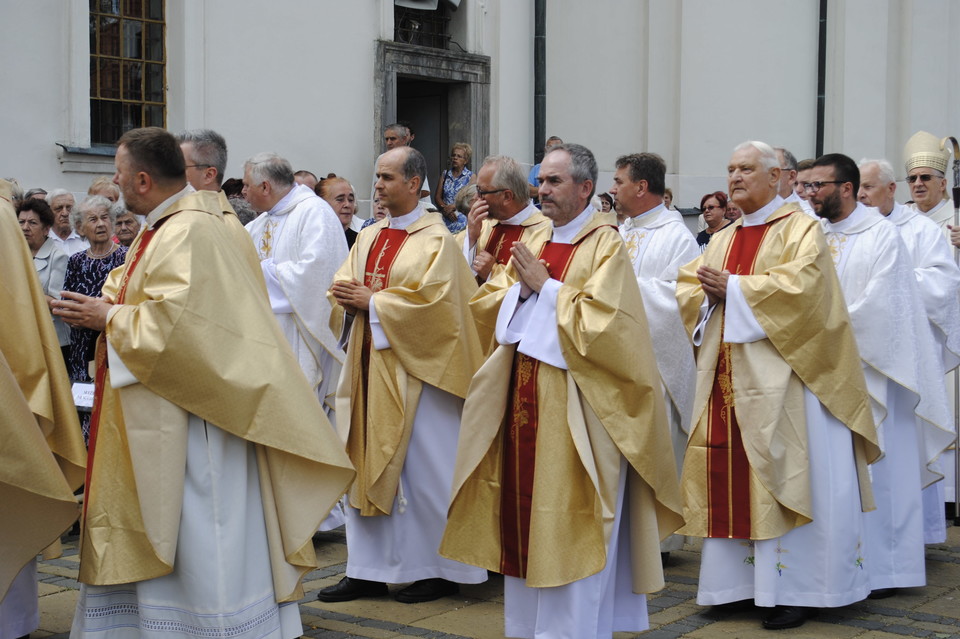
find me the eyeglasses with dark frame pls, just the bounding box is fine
[801,181,845,193]
[185,164,212,169]
[906,173,942,184]
[476,187,508,197]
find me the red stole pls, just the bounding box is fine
[705,223,773,538]
[483,223,526,265]
[499,239,578,578]
[83,226,159,525]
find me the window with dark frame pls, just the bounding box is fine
[89,0,165,145]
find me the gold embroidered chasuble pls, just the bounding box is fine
[330,210,484,517]
[675,203,879,540]
[0,181,86,598]
[468,212,553,354]
[441,212,684,590]
[81,191,355,603]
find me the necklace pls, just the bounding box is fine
[87,243,116,259]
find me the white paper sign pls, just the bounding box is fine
[72,382,95,409]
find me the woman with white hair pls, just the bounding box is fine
[61,195,127,443]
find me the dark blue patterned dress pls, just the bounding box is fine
[62,244,128,442]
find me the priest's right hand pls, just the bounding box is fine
[949,224,960,249]
[467,198,490,247]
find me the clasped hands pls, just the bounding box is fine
[330,280,373,315]
[697,265,730,306]
[509,242,549,300]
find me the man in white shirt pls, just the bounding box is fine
[45,189,88,256]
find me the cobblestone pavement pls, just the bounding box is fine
[34,525,960,638]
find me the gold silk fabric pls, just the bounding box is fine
[675,204,879,540]
[329,211,484,517]
[469,213,553,354]
[0,181,85,598]
[81,191,355,603]
[441,212,684,590]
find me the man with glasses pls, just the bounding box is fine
[177,129,228,193]
[677,141,879,630]
[904,131,952,232]
[461,155,551,349]
[812,152,953,600]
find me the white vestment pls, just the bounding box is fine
[822,203,951,589]
[620,205,698,553]
[0,560,37,639]
[497,206,649,638]
[888,202,960,539]
[343,207,486,585]
[246,184,348,418]
[697,198,871,609]
[72,341,301,639]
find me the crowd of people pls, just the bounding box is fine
[3,123,960,639]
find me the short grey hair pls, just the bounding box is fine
[178,129,228,186]
[858,158,896,185]
[385,122,410,138]
[45,188,75,206]
[482,155,530,203]
[734,141,780,171]
[244,152,294,188]
[774,147,798,172]
[455,184,478,216]
[399,147,427,188]
[547,143,598,199]
[72,194,118,230]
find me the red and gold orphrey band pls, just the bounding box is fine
[499,239,579,577]
[705,222,770,539]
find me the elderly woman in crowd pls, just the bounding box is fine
[696,190,733,249]
[436,142,472,233]
[318,176,360,248]
[62,195,128,442]
[17,197,70,354]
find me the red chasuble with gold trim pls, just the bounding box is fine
[499,239,579,578]
[359,228,409,388]
[484,223,526,266]
[705,215,789,538]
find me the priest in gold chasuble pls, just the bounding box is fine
[56,129,355,639]
[441,145,683,639]
[456,156,552,353]
[676,141,879,630]
[323,146,487,605]
[0,179,85,639]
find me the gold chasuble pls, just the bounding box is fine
[330,211,484,517]
[676,203,879,541]
[468,212,553,354]
[442,212,684,591]
[0,181,86,598]
[80,191,355,603]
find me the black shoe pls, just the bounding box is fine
[394,578,459,603]
[709,598,755,615]
[761,606,815,630]
[868,587,899,599]
[660,552,670,567]
[316,576,387,602]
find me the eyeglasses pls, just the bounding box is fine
[703,205,722,211]
[476,187,507,197]
[801,181,845,193]
[906,173,942,184]
[185,164,211,169]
